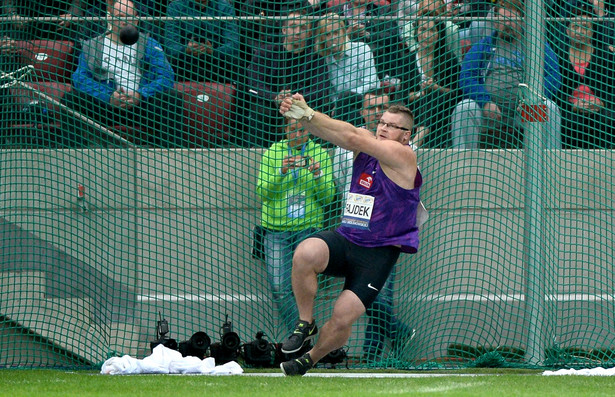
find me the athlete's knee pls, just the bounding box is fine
[327,311,355,334]
[293,238,329,273]
[330,291,366,329]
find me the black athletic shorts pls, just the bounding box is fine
[312,230,401,308]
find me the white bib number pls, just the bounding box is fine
[341,193,374,229]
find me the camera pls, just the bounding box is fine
[318,347,348,369]
[149,314,178,352]
[242,332,276,367]
[220,317,240,351]
[178,331,211,360]
[209,315,241,364]
[149,313,211,360]
[292,156,310,168]
[274,339,312,364]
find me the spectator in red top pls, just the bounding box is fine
[553,2,615,148]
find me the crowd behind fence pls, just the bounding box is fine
[0,0,613,149]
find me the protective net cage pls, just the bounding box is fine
[1,0,614,370]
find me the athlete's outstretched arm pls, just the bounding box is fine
[280,93,417,187]
[279,93,375,150]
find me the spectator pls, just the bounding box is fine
[548,0,614,53]
[400,0,501,59]
[332,88,415,364]
[333,89,388,195]
[398,0,464,63]
[407,16,461,148]
[332,90,365,126]
[236,6,333,147]
[164,0,240,83]
[323,90,363,228]
[81,0,159,42]
[314,13,380,101]
[450,0,562,148]
[62,0,183,147]
[240,0,314,48]
[1,0,91,41]
[327,0,408,84]
[256,118,336,334]
[457,0,500,47]
[554,2,615,148]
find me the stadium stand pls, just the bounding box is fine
[174,81,235,147]
[7,81,73,147]
[14,40,76,83]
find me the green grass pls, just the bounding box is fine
[1,369,615,396]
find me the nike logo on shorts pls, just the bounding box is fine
[367,283,379,291]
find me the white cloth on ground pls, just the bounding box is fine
[100,344,243,375]
[543,367,615,376]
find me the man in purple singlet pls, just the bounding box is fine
[277,92,422,376]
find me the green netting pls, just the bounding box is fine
[1,0,615,370]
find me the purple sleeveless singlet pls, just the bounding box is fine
[337,152,422,253]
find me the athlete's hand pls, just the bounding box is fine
[280,93,314,121]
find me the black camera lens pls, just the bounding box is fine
[254,338,269,353]
[178,332,211,359]
[190,332,211,351]
[221,331,240,351]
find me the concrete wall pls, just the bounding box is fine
[1,148,614,365]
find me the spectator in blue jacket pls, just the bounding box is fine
[164,0,240,83]
[63,0,183,147]
[450,0,563,149]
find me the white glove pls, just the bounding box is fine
[284,99,315,121]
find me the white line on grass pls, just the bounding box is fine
[241,373,486,378]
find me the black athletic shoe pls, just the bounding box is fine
[281,320,318,354]
[280,353,313,376]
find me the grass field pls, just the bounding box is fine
[2,368,615,396]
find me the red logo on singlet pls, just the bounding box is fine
[358,173,373,189]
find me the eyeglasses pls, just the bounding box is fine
[378,120,411,131]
